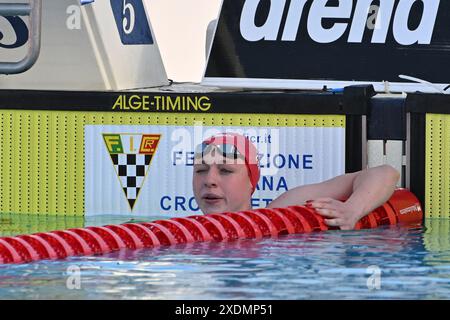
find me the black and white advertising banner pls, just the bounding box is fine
[203,0,450,93]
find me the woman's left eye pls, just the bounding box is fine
[220,168,233,174]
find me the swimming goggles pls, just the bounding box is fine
[194,142,245,160]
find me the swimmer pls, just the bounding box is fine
[193,133,400,230]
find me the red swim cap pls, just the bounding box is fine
[199,133,260,192]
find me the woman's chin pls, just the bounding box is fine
[201,202,227,214]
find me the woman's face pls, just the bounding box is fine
[192,146,253,214]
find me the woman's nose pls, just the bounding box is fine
[204,167,219,187]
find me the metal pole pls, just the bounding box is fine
[0,3,31,16]
[0,0,42,75]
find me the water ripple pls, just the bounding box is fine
[1,221,450,299]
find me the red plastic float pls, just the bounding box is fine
[0,189,423,264]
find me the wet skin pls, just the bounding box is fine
[192,147,253,214]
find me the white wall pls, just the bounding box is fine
[147,0,222,83]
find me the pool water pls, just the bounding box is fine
[0,216,450,299]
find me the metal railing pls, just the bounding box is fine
[0,0,42,74]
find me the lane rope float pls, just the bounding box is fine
[0,189,423,264]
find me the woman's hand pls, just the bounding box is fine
[305,198,363,230]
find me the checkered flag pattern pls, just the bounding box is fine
[110,154,152,209]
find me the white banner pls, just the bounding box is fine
[85,124,345,217]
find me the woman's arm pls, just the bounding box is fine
[267,165,400,230]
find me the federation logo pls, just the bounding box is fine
[103,133,161,210]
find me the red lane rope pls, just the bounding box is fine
[241,211,279,237]
[260,208,297,234]
[0,239,21,263]
[281,207,314,232]
[171,218,213,242]
[86,226,126,250]
[121,224,161,247]
[224,212,263,239]
[4,237,39,262]
[188,215,229,241]
[68,228,111,253]
[20,234,58,260]
[207,214,246,240]
[0,189,423,264]
[34,233,74,259]
[152,220,195,244]
[104,225,144,249]
[53,230,93,256]
[140,222,177,245]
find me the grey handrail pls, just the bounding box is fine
[0,0,42,75]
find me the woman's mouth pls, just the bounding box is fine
[202,194,223,204]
